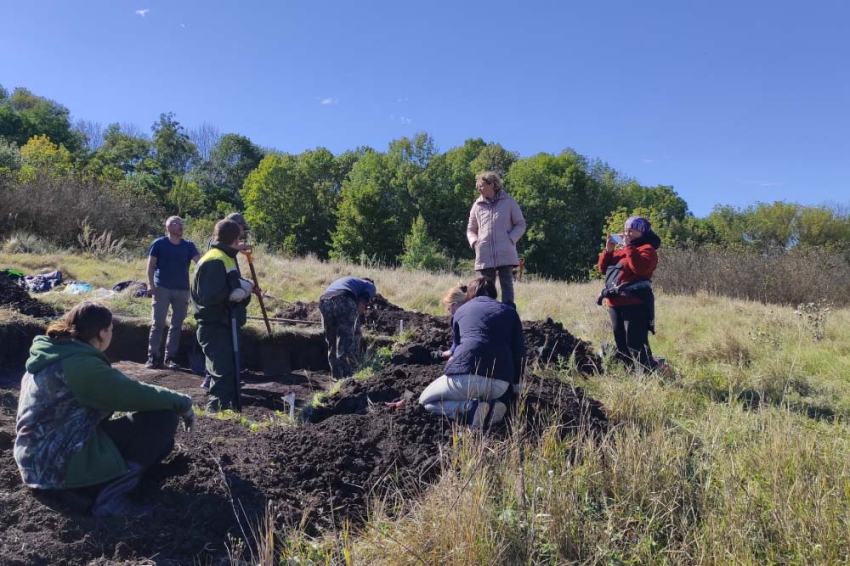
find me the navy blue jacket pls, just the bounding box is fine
[322,277,376,305]
[443,297,525,384]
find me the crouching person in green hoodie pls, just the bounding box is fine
[14,302,195,517]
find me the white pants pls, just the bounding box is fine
[419,374,509,420]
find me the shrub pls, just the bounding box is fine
[399,215,452,272]
[1,232,59,254]
[0,170,161,247]
[654,246,850,307]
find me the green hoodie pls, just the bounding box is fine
[14,336,192,489]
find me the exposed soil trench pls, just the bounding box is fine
[0,295,605,566]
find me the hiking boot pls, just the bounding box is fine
[164,358,180,370]
[488,401,507,425]
[145,356,163,370]
[469,401,490,428]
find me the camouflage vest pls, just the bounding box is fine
[14,361,107,489]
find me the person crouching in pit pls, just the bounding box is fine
[419,277,525,427]
[14,302,194,517]
[191,219,257,411]
[430,283,469,363]
[318,277,376,379]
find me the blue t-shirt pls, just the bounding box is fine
[148,237,199,291]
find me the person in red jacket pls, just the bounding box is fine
[597,216,661,371]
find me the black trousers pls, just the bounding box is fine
[41,410,179,511]
[608,304,654,371]
[101,409,179,470]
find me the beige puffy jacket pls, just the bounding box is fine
[466,191,527,270]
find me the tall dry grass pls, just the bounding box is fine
[3,251,850,564]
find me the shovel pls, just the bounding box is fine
[243,250,272,337]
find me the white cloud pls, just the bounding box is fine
[180,23,186,28]
[319,97,338,105]
[399,116,412,124]
[135,8,149,17]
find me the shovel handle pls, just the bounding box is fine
[243,251,272,337]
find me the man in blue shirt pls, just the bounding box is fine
[146,216,201,369]
[318,277,376,378]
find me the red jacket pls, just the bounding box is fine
[597,243,658,307]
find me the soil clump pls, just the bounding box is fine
[0,273,58,318]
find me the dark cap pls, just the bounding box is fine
[225,212,250,232]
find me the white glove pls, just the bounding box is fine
[181,407,196,432]
[228,278,253,302]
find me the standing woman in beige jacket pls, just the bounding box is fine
[466,172,527,308]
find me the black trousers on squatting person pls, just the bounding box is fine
[38,410,179,514]
[608,303,654,371]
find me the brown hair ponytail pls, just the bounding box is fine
[47,302,113,343]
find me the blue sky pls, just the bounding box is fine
[2,0,848,216]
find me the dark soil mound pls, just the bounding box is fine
[524,318,602,373]
[306,364,607,440]
[0,295,606,565]
[0,273,58,318]
[273,300,322,323]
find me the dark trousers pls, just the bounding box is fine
[101,409,179,470]
[197,323,237,411]
[477,266,515,306]
[319,295,360,378]
[608,304,654,371]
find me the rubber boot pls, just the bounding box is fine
[91,461,152,518]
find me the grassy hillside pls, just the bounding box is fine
[3,250,850,564]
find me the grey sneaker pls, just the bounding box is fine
[164,358,180,370]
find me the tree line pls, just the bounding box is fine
[2,82,849,280]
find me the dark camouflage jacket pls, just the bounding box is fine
[15,336,191,489]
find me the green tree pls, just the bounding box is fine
[167,176,205,217]
[243,149,340,257]
[508,151,616,280]
[88,123,152,179]
[399,215,450,271]
[0,138,22,173]
[198,133,265,209]
[331,151,414,262]
[151,112,197,187]
[7,88,82,152]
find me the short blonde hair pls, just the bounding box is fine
[475,171,503,193]
[441,283,468,309]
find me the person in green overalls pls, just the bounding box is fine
[191,219,256,411]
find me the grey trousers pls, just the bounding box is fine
[419,374,510,420]
[148,286,190,360]
[477,266,515,305]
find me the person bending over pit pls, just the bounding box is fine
[466,171,526,309]
[14,302,195,517]
[318,276,376,379]
[430,283,469,363]
[419,277,525,427]
[597,216,661,372]
[191,219,257,411]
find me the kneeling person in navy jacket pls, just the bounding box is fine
[419,277,524,427]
